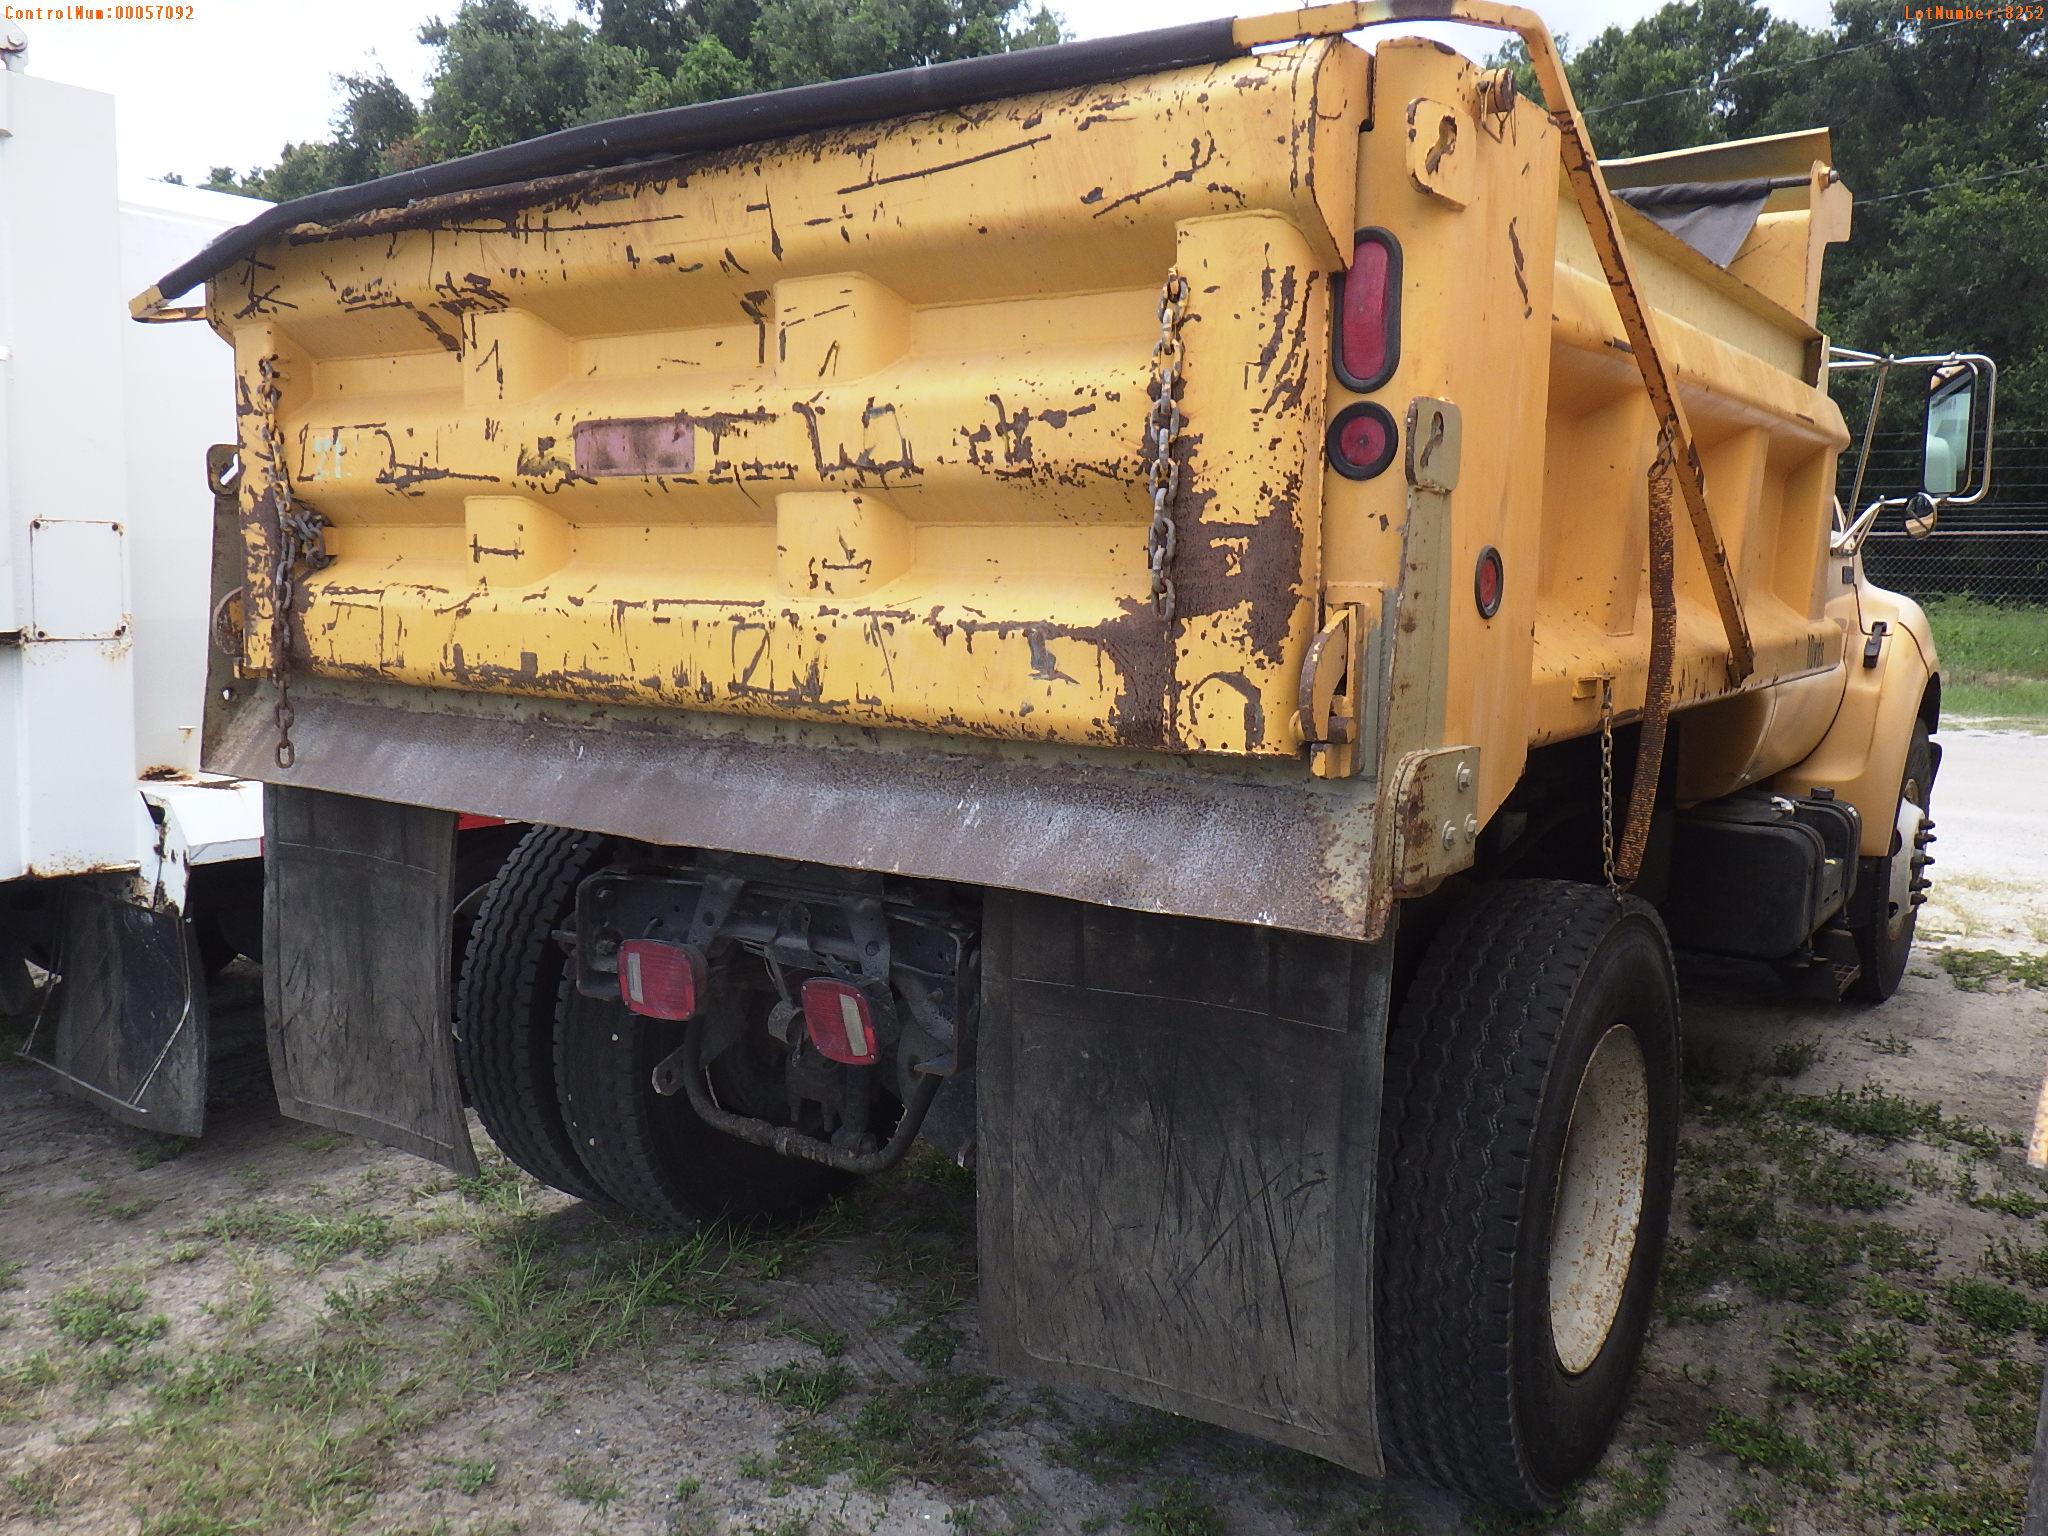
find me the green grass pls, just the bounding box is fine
[1779,1082,2009,1155]
[1124,1476,1224,1536]
[49,1281,168,1350]
[201,1203,398,1271]
[1940,948,2048,992]
[1926,596,2048,720]
[31,1221,758,1535]
[1706,1408,1834,1489]
[756,1361,852,1415]
[554,1460,625,1508]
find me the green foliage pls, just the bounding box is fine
[207,0,1064,197]
[49,1281,168,1350]
[1512,2,2048,429]
[1940,948,2048,992]
[1706,1407,1834,1488]
[1124,1477,1225,1536]
[1940,1277,2048,1334]
[1926,598,2048,721]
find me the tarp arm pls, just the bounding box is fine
[1240,0,1756,684]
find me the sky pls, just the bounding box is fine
[12,0,1837,185]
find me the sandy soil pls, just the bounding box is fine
[1918,726,2048,954]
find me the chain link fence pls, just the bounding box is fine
[1843,428,2048,604]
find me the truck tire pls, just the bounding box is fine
[555,988,855,1228]
[1845,719,1935,1004]
[1378,880,1680,1511]
[455,826,614,1204]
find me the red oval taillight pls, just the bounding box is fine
[1334,228,1401,392]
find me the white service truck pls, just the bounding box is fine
[0,41,270,1135]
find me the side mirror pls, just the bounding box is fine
[1905,491,1939,540]
[1922,364,1983,499]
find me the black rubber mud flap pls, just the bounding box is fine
[979,892,1392,1473]
[23,878,209,1138]
[264,786,477,1173]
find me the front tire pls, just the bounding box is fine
[1846,718,1936,1003]
[1378,880,1681,1511]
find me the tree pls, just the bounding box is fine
[206,70,420,199]
[213,0,1063,200]
[1529,0,2048,429]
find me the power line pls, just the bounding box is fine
[1859,159,2048,203]
[1582,19,1970,116]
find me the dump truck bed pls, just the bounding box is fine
[216,40,1361,755]
[173,14,1854,936]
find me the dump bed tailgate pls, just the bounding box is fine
[222,40,1363,757]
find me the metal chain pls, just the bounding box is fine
[1598,675,1618,896]
[268,496,330,769]
[1144,268,1190,625]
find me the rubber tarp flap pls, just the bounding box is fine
[1613,178,1777,267]
[263,786,476,1173]
[978,891,1393,1472]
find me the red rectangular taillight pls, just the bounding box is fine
[800,978,879,1065]
[1333,228,1401,392]
[618,940,706,1020]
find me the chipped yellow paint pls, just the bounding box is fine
[218,41,1367,756]
[205,3,1910,863]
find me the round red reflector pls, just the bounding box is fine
[1475,545,1505,619]
[1325,402,1398,480]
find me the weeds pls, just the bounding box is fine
[1562,1442,1675,1536]
[202,1203,396,1271]
[1124,1477,1224,1536]
[1706,1408,1834,1489]
[1940,1277,2048,1335]
[555,1460,625,1508]
[1780,1083,2008,1154]
[756,1361,852,1415]
[50,1280,167,1349]
[1984,1234,2048,1289]
[1938,948,2048,992]
[1766,1040,1821,1077]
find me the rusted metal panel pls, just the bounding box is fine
[211,42,1366,761]
[206,679,1382,940]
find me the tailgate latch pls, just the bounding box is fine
[1298,598,1381,780]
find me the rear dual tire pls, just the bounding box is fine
[455,827,615,1204]
[1378,880,1681,1511]
[456,826,852,1225]
[555,989,855,1227]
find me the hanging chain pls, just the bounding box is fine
[268,495,330,770]
[1144,268,1190,625]
[1598,675,1618,896]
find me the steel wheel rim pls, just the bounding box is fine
[1888,777,1928,941]
[1548,1023,1650,1376]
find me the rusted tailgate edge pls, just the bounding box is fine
[208,686,1378,938]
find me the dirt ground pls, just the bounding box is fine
[2,728,2046,1536]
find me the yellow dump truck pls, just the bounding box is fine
[136,0,1990,1507]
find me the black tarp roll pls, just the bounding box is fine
[142,20,1244,310]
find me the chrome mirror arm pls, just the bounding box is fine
[1831,496,1896,558]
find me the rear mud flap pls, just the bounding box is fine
[22,879,209,1138]
[979,892,1392,1473]
[264,786,476,1173]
